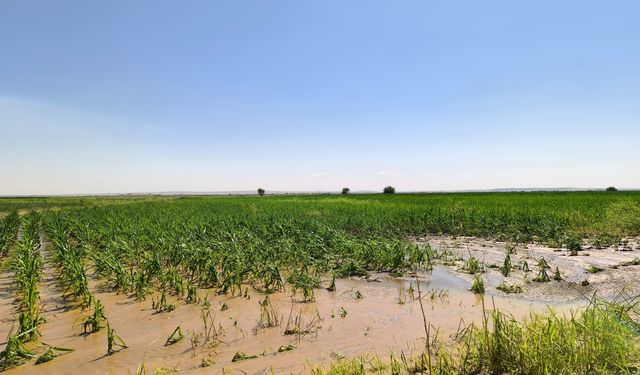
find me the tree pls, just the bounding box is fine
[257,188,265,196]
[606,186,618,192]
[383,186,395,194]
[341,187,350,195]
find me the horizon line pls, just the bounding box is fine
[1,186,636,198]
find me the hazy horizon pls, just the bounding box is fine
[2,1,639,196]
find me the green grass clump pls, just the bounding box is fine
[469,276,485,294]
[460,256,483,275]
[455,300,640,374]
[586,265,605,273]
[312,298,640,374]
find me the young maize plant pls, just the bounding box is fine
[11,212,44,342]
[34,346,74,365]
[46,217,92,308]
[106,322,128,355]
[501,254,511,277]
[0,211,20,258]
[0,329,35,370]
[533,257,551,282]
[152,291,175,313]
[83,299,107,334]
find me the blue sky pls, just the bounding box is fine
[1,1,639,195]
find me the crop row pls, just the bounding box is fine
[0,211,20,258]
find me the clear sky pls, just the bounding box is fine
[1,1,639,195]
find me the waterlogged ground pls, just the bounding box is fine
[3,235,639,374]
[0,266,578,375]
[420,236,640,301]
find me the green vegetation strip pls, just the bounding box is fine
[312,298,640,375]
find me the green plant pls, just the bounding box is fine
[83,299,107,334]
[232,351,257,362]
[106,322,128,355]
[185,285,198,304]
[284,308,322,338]
[339,307,347,318]
[533,258,550,282]
[35,346,73,365]
[586,265,604,273]
[164,326,184,346]
[258,295,280,328]
[383,186,395,194]
[496,281,522,294]
[152,292,176,313]
[326,274,336,292]
[0,329,35,370]
[278,344,296,352]
[460,256,483,275]
[501,255,511,277]
[470,276,485,294]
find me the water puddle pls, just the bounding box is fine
[2,266,582,374]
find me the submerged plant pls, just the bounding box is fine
[586,265,604,274]
[284,308,322,338]
[326,274,336,292]
[106,323,128,355]
[533,258,550,282]
[496,281,523,294]
[460,256,483,275]
[553,267,562,281]
[185,285,198,304]
[165,326,184,346]
[152,292,176,313]
[470,276,485,294]
[232,351,257,362]
[83,299,107,334]
[0,329,35,370]
[278,344,296,352]
[258,295,280,328]
[501,255,511,277]
[35,346,73,365]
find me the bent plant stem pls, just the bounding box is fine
[165,326,184,346]
[106,322,128,355]
[414,267,433,375]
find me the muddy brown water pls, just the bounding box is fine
[0,265,582,375]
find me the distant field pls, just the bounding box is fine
[3,191,639,243]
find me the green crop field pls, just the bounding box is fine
[1,191,639,373]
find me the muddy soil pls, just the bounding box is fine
[418,236,640,302]
[1,270,579,374]
[4,236,638,374]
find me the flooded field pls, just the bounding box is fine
[1,193,639,374]
[1,267,580,374]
